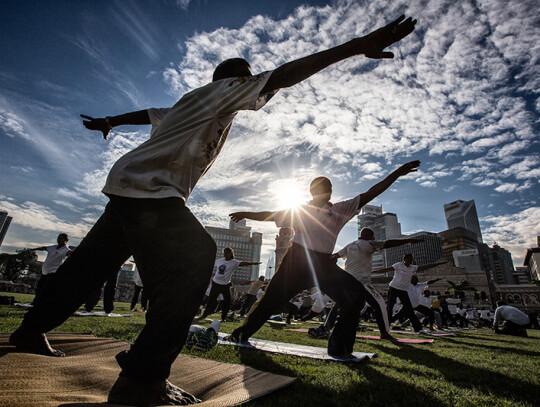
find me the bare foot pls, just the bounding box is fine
[108,376,201,406]
[9,326,65,357]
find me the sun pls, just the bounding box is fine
[272,179,308,209]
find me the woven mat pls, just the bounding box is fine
[0,333,295,407]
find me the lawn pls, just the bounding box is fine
[1,292,539,407]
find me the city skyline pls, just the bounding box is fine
[1,0,538,271]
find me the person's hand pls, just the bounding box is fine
[395,160,421,176]
[229,212,246,222]
[80,114,111,140]
[357,15,417,59]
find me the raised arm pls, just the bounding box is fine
[357,160,420,209]
[229,211,276,223]
[80,110,151,140]
[238,261,262,267]
[417,260,448,272]
[382,238,423,249]
[27,246,47,251]
[261,15,416,94]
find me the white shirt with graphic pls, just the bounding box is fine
[212,258,242,285]
[42,245,71,275]
[273,196,361,253]
[338,239,385,284]
[389,262,419,291]
[103,72,276,201]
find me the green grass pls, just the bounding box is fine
[1,292,539,407]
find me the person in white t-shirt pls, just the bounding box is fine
[300,291,332,321]
[228,160,421,358]
[201,247,261,321]
[492,301,530,337]
[11,14,417,404]
[330,228,423,340]
[478,308,492,327]
[29,233,76,305]
[386,254,447,334]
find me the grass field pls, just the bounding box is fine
[1,292,539,407]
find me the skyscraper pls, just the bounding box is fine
[205,219,262,282]
[0,210,13,248]
[443,200,483,243]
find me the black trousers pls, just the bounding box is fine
[21,196,216,380]
[202,281,232,321]
[32,274,53,305]
[239,294,257,316]
[387,286,423,332]
[85,269,120,313]
[232,243,367,356]
[414,305,435,327]
[130,285,148,310]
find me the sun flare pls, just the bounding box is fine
[273,179,308,209]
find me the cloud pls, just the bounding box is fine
[0,111,29,139]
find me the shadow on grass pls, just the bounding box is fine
[443,337,540,358]
[370,342,539,405]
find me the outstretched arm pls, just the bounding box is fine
[27,246,47,251]
[417,260,448,272]
[238,261,262,267]
[382,238,423,249]
[261,15,417,94]
[229,211,276,223]
[80,110,151,140]
[357,160,420,209]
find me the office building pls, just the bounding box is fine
[478,243,515,285]
[444,199,483,243]
[0,210,13,248]
[385,231,443,267]
[524,236,540,281]
[275,227,293,272]
[439,227,479,264]
[206,220,262,283]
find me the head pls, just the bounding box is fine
[403,253,414,266]
[411,275,419,285]
[212,58,252,82]
[258,276,265,282]
[309,177,332,202]
[360,227,375,241]
[223,247,235,260]
[423,289,431,297]
[57,233,69,245]
[496,300,506,308]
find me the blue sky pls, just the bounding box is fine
[1,0,538,271]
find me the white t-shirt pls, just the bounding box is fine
[418,295,437,309]
[479,310,491,319]
[338,239,385,284]
[212,258,242,285]
[493,305,530,326]
[103,72,276,201]
[407,282,428,308]
[446,298,460,315]
[389,262,418,291]
[310,292,331,313]
[42,245,71,275]
[465,309,476,319]
[273,196,361,253]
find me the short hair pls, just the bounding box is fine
[223,247,235,258]
[58,233,68,240]
[403,253,414,261]
[496,300,506,307]
[213,58,251,82]
[309,177,332,195]
[359,227,374,240]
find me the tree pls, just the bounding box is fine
[0,249,38,281]
[446,279,478,299]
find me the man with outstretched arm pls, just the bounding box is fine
[10,15,417,406]
[228,160,421,359]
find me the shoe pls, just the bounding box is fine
[417,329,431,336]
[308,326,330,339]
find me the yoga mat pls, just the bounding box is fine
[266,320,299,325]
[0,333,295,407]
[285,329,433,343]
[218,333,376,362]
[375,329,457,337]
[73,311,133,317]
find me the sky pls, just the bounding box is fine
[1,0,538,273]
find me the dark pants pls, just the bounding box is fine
[239,294,257,316]
[130,285,148,310]
[415,305,435,327]
[232,243,367,356]
[85,269,120,313]
[32,274,54,305]
[387,287,423,332]
[20,196,216,380]
[202,281,232,321]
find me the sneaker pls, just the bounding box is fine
[308,326,330,339]
[417,329,431,336]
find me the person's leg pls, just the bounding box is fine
[202,282,221,318]
[364,283,390,335]
[394,290,423,332]
[220,284,232,321]
[110,197,216,383]
[141,288,149,311]
[103,270,119,313]
[232,244,309,341]
[386,287,399,323]
[239,294,255,316]
[415,305,435,329]
[130,285,142,310]
[85,287,102,312]
[324,305,338,330]
[32,274,50,305]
